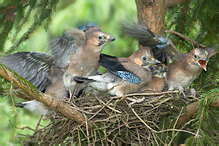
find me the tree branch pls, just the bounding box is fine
[165,0,186,8]
[165,30,207,48]
[176,96,219,128]
[0,64,94,129]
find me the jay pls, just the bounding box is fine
[74,49,160,96]
[122,19,216,91]
[138,63,167,92]
[0,23,115,114]
[49,24,115,100]
[0,52,67,115]
[165,47,216,91]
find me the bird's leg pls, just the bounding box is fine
[178,86,186,98]
[68,89,73,102]
[190,88,196,98]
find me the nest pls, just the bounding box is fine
[20,90,197,145]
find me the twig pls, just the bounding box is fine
[127,97,145,107]
[107,79,126,92]
[130,106,155,132]
[165,30,207,48]
[9,81,17,142]
[168,107,184,145]
[34,115,43,133]
[95,96,122,113]
[78,129,81,146]
[118,90,178,98]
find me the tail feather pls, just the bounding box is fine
[74,76,95,83]
[16,102,27,108]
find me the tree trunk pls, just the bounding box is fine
[135,0,166,35]
[135,0,186,35]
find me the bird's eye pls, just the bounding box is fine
[193,54,197,59]
[142,57,146,61]
[98,36,103,40]
[150,67,154,71]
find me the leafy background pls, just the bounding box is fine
[0,0,218,145]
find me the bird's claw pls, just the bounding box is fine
[178,86,186,98]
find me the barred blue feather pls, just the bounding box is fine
[114,71,141,84]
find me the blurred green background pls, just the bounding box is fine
[0,0,137,145]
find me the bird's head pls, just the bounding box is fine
[130,48,161,68]
[190,48,208,71]
[85,30,115,51]
[149,63,167,78]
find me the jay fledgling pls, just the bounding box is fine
[49,24,115,100]
[164,47,216,91]
[0,52,67,115]
[121,19,216,91]
[74,49,160,96]
[137,63,167,93]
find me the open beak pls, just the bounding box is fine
[198,60,207,71]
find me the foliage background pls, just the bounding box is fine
[0,0,218,145]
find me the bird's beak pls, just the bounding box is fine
[151,59,161,65]
[142,59,161,67]
[108,36,116,42]
[160,67,167,73]
[197,59,208,71]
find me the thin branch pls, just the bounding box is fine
[0,64,94,129]
[10,82,17,142]
[34,115,43,133]
[165,30,207,48]
[165,0,186,8]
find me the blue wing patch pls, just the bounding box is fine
[115,71,141,84]
[156,36,168,49]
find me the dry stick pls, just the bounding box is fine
[81,97,115,125]
[10,82,17,142]
[168,107,184,145]
[34,115,43,133]
[78,130,81,146]
[118,90,178,98]
[94,96,122,113]
[176,95,219,128]
[107,79,126,92]
[0,64,94,129]
[165,30,207,48]
[129,104,197,136]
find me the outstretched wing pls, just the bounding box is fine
[49,29,86,65]
[0,52,54,91]
[99,54,141,84]
[122,19,169,64]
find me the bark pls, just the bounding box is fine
[0,64,94,129]
[135,0,186,34]
[135,0,166,35]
